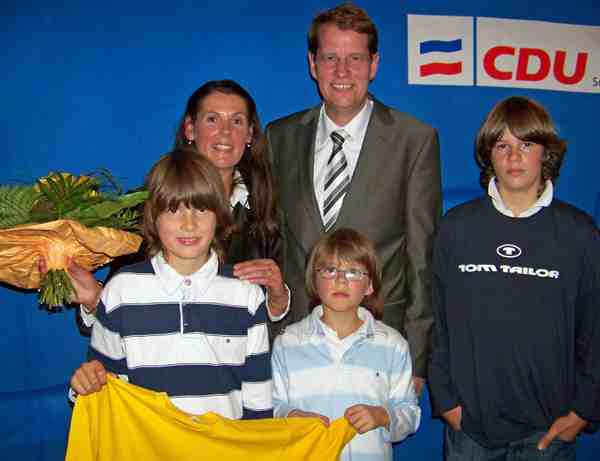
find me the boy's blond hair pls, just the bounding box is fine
[305,228,383,318]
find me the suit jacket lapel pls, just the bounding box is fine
[287,107,326,250]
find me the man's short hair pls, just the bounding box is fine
[307,3,378,56]
[475,96,567,190]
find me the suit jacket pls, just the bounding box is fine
[265,98,441,377]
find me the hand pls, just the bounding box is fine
[67,259,102,312]
[443,405,462,431]
[413,376,425,397]
[537,411,587,449]
[70,360,108,395]
[288,409,330,426]
[233,258,288,316]
[38,257,102,312]
[344,404,390,433]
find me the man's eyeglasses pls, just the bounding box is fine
[317,266,369,282]
[316,53,371,70]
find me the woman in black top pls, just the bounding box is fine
[175,80,282,268]
[69,80,288,322]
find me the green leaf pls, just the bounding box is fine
[0,185,41,228]
[2,173,147,232]
[66,200,125,222]
[94,169,123,195]
[116,191,149,207]
[63,191,148,228]
[37,179,62,211]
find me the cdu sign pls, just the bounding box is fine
[477,17,599,93]
[408,15,600,93]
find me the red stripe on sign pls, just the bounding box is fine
[420,62,462,77]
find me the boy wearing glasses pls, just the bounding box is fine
[272,228,420,461]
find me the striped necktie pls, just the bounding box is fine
[323,130,349,231]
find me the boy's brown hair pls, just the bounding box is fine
[142,149,234,261]
[305,228,383,317]
[475,96,567,192]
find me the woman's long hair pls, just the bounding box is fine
[175,80,280,244]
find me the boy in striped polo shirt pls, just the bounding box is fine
[70,150,272,420]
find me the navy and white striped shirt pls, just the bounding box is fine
[89,251,273,419]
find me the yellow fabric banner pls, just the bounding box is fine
[66,376,356,461]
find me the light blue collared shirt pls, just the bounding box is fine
[272,305,420,461]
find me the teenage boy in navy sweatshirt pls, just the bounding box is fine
[428,96,600,460]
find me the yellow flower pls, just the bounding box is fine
[35,172,98,197]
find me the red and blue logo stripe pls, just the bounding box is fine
[419,39,463,77]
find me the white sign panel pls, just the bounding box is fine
[407,15,474,86]
[477,17,600,93]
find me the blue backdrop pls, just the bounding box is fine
[2,1,599,459]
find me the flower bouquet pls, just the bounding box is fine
[0,172,148,309]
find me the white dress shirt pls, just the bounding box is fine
[313,99,374,223]
[230,170,250,210]
[488,178,554,218]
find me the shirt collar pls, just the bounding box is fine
[151,249,219,295]
[488,178,554,218]
[315,98,373,149]
[230,170,250,209]
[303,305,382,343]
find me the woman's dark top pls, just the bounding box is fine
[227,203,282,265]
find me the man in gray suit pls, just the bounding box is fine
[265,3,441,393]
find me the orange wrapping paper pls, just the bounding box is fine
[0,219,142,289]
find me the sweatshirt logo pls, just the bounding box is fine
[496,244,522,258]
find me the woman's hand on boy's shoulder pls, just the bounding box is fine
[233,258,284,292]
[344,404,390,433]
[70,359,108,396]
[288,409,330,426]
[233,258,288,316]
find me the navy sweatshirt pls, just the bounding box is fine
[428,197,600,447]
